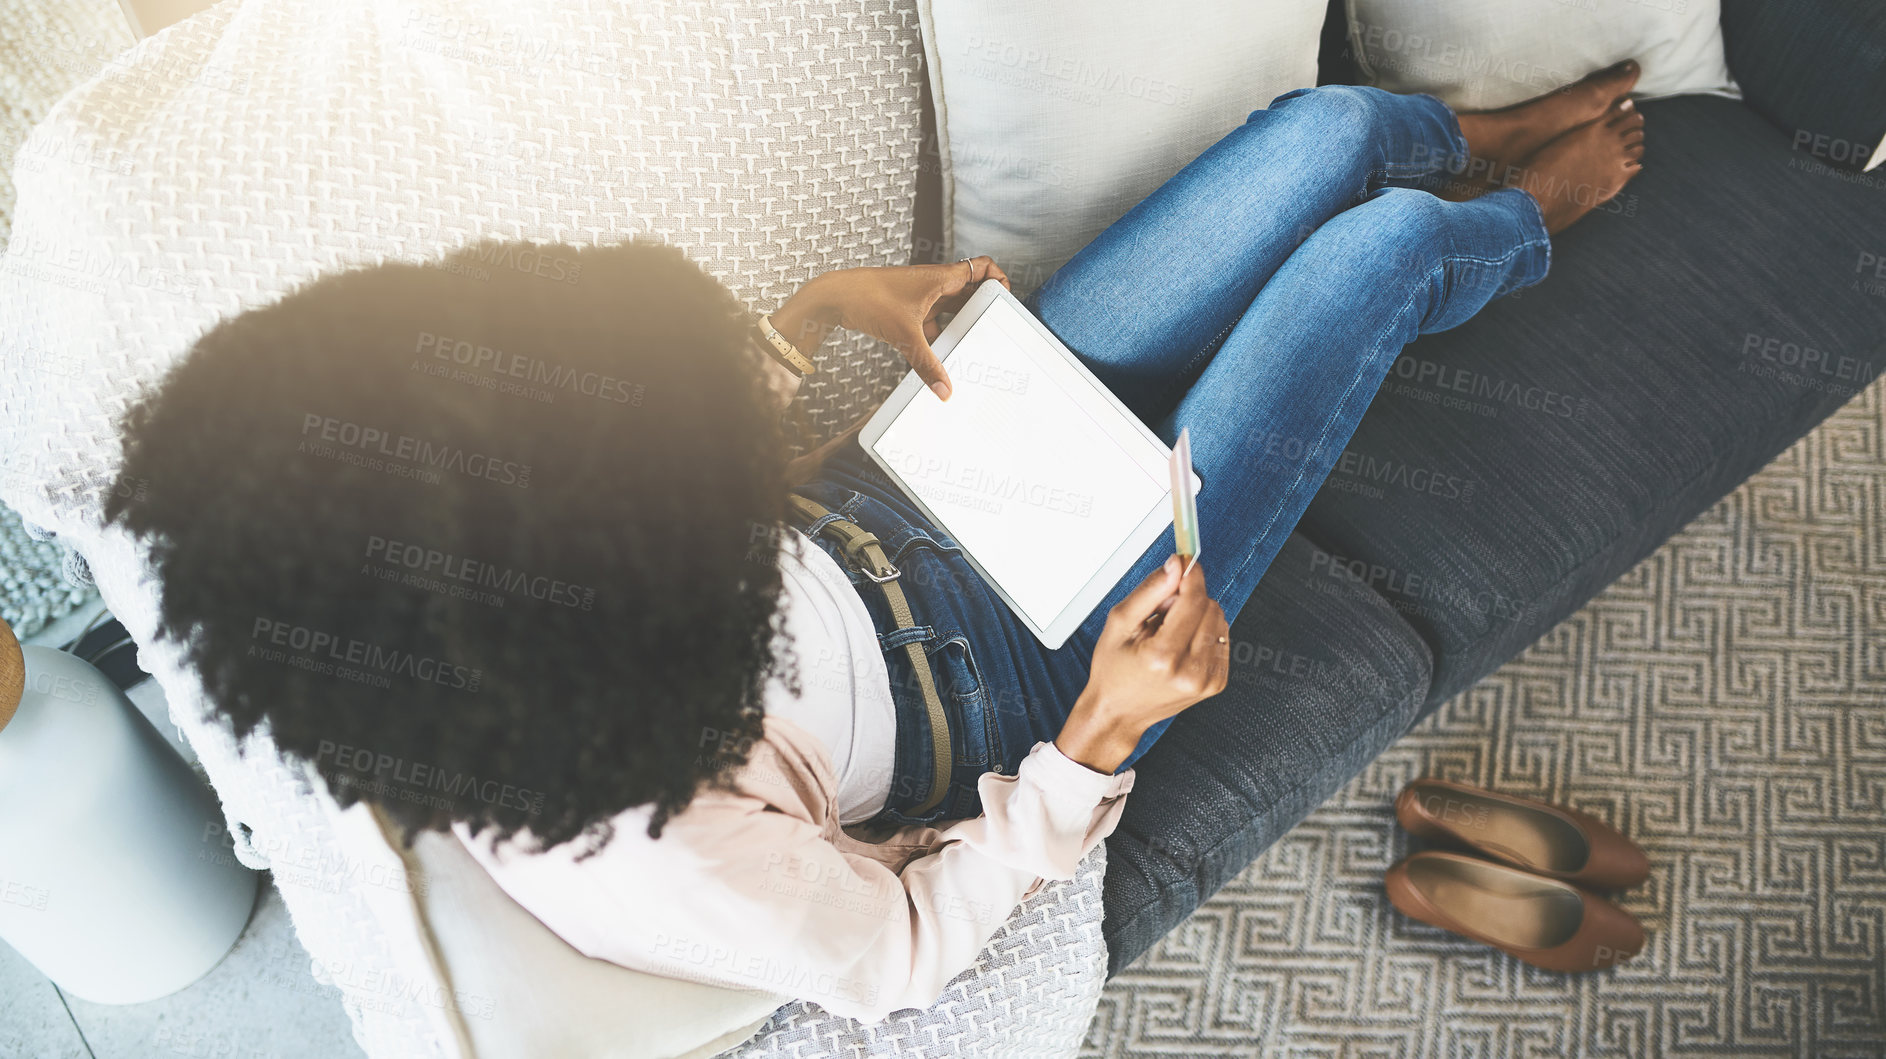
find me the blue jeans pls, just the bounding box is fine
[792,86,1550,828]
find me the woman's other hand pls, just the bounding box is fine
[770,258,1011,401]
[1055,556,1230,774]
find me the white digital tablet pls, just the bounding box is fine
[860,280,1199,649]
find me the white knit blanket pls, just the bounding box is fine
[0,2,1108,1055]
[0,0,130,638]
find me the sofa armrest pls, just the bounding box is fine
[1718,0,1886,171]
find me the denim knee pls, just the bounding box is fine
[1256,84,1466,183]
[1308,187,1452,277]
[1247,84,1405,178]
[1253,84,1390,135]
[1360,186,1452,236]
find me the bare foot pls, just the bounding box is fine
[1453,59,1641,175]
[1504,97,1647,233]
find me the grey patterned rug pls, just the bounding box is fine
[1086,380,1886,1057]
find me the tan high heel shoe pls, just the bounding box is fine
[1385,851,1645,972]
[1396,778,1649,890]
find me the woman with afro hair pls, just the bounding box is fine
[108,71,1644,1024]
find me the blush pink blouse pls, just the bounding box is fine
[455,712,1135,1024]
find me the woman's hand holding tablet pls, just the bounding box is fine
[769,257,1013,402]
[860,280,1203,649]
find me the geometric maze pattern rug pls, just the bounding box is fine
[1087,378,1886,1059]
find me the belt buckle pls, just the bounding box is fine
[840,531,902,584]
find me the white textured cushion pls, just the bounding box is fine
[917,1,1328,292]
[0,0,924,535]
[1345,0,1738,110]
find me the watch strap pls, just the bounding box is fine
[752,314,816,377]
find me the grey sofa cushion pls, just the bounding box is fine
[1101,532,1433,974]
[1718,0,1886,171]
[1293,93,1886,716]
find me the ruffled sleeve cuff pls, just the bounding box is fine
[1027,738,1138,800]
[948,739,1136,888]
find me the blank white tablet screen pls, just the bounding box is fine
[870,295,1169,627]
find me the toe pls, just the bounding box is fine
[1573,61,1640,117]
[1592,58,1642,98]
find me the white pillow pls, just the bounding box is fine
[917,2,1328,293]
[1345,0,1738,110]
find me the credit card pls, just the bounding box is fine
[1169,427,1200,575]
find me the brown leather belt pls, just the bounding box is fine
[787,494,951,818]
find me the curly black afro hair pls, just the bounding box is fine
[105,239,794,854]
